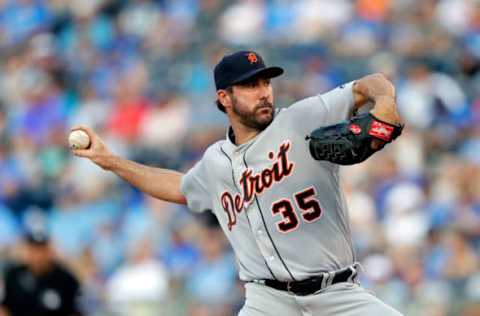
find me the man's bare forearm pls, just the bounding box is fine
[106,155,187,204]
[70,126,187,204]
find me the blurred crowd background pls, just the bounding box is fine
[0,0,479,315]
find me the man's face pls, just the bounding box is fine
[228,77,275,130]
[23,243,53,274]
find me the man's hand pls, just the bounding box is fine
[353,73,401,126]
[353,73,403,149]
[70,126,115,170]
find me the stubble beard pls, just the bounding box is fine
[231,97,274,131]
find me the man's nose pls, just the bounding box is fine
[257,83,270,99]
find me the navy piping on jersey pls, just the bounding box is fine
[219,145,278,280]
[242,143,297,281]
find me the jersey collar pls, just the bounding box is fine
[222,108,281,155]
[223,126,257,154]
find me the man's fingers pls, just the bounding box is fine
[71,149,92,157]
[70,125,97,140]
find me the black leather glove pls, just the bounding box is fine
[306,113,404,165]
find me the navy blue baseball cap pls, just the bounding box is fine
[214,51,284,90]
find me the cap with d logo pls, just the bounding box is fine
[214,51,284,90]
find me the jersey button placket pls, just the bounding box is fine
[234,156,285,278]
[254,226,278,267]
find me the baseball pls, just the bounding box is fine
[68,130,91,150]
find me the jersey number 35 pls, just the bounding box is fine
[271,186,322,234]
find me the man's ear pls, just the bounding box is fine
[217,90,232,110]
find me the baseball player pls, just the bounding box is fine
[72,51,404,316]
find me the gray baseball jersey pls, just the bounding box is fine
[181,82,356,282]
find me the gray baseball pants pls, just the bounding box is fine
[239,282,403,316]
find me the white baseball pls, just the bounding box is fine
[68,130,91,150]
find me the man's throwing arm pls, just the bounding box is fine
[70,126,187,205]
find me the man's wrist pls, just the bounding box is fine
[105,154,119,171]
[370,95,401,125]
[94,152,117,171]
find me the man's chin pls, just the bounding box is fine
[239,108,274,130]
[256,114,274,130]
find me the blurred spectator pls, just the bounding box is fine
[0,0,52,46]
[106,237,169,316]
[383,182,428,246]
[107,62,150,143]
[186,213,239,316]
[218,1,265,45]
[441,230,478,294]
[397,62,467,130]
[0,229,83,316]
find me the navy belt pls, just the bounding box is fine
[251,266,358,296]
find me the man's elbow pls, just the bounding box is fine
[370,73,395,97]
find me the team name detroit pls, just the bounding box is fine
[221,141,295,230]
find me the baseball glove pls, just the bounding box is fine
[306,113,404,165]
